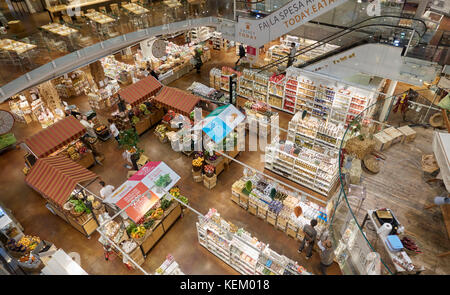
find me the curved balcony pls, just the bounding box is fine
[329,87,449,274]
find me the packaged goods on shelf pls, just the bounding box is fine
[197,208,311,275]
[101,55,136,84]
[187,82,226,103]
[155,254,185,275]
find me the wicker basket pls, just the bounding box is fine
[70,208,84,218]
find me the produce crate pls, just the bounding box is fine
[286,223,299,239]
[383,127,403,145]
[231,189,240,204]
[276,217,288,232]
[257,206,267,220]
[397,125,416,143]
[239,194,249,209]
[248,203,257,215]
[266,213,277,226]
[203,174,217,189]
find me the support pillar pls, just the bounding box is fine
[378,80,398,122]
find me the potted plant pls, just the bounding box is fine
[242,180,253,195]
[192,157,204,171]
[203,164,215,178]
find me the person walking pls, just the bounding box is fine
[108,119,120,144]
[194,48,203,73]
[235,44,246,68]
[286,42,297,68]
[298,219,318,259]
[99,181,115,200]
[317,239,335,275]
[78,115,97,139]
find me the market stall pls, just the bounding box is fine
[24,155,101,237]
[23,115,95,169]
[101,161,186,265]
[118,75,163,108]
[152,87,201,117]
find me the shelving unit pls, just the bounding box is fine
[187,27,212,44]
[212,31,223,50]
[197,208,311,275]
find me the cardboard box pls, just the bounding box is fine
[374,131,392,151]
[397,125,416,143]
[383,127,403,145]
[248,204,257,215]
[267,214,277,226]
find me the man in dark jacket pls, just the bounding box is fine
[235,44,246,68]
[298,219,318,259]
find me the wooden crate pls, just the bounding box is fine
[383,127,403,145]
[286,223,299,239]
[231,189,240,204]
[192,169,202,182]
[257,206,267,220]
[397,125,416,143]
[203,174,217,189]
[162,203,181,232]
[267,214,277,226]
[239,194,249,209]
[276,217,288,232]
[129,246,145,265]
[373,131,392,151]
[248,203,257,215]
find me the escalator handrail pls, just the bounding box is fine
[256,20,424,72]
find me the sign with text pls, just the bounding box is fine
[236,0,348,47]
[106,161,180,222]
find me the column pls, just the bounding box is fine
[378,80,398,122]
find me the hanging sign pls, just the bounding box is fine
[104,161,180,222]
[236,0,348,47]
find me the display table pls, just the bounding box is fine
[361,209,424,274]
[45,0,114,22]
[41,23,78,37]
[75,150,95,168]
[47,202,98,237]
[0,38,36,55]
[136,202,182,255]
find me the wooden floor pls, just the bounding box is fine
[345,126,450,274]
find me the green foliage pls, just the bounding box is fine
[69,199,91,214]
[126,222,137,235]
[245,180,252,192]
[118,128,143,155]
[160,198,172,210]
[132,116,140,125]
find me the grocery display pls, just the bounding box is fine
[155,254,185,275]
[197,208,311,275]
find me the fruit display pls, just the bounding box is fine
[6,239,27,254]
[150,208,164,220]
[17,235,41,251]
[155,124,168,138]
[169,187,180,198]
[95,125,107,133]
[19,253,37,263]
[130,226,146,239]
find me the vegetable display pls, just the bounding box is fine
[160,198,172,210]
[69,199,91,214]
[130,226,146,239]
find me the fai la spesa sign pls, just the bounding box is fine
[236,0,348,48]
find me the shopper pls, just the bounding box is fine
[146,61,159,80]
[286,42,297,68]
[117,95,126,113]
[317,239,335,275]
[78,115,97,139]
[298,219,318,259]
[194,48,203,73]
[99,181,115,200]
[235,44,246,68]
[108,119,120,144]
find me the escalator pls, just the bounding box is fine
[253,15,442,85]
